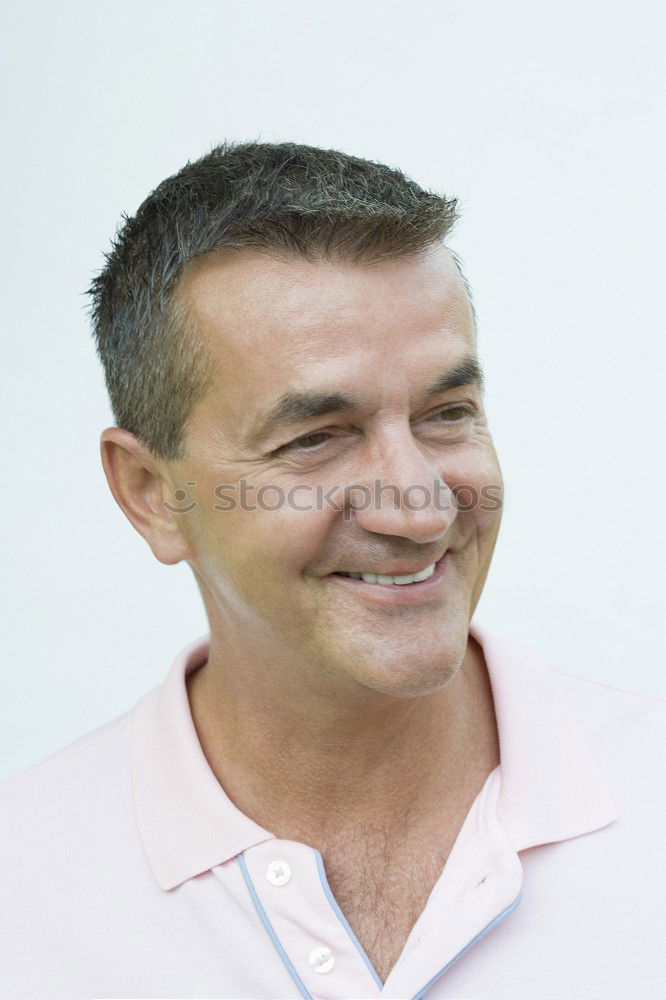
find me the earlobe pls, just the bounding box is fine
[99,427,194,566]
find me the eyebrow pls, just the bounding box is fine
[247,355,484,446]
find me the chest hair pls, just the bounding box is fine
[320,822,453,983]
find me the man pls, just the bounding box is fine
[1,142,664,999]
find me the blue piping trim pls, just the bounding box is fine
[410,890,523,1000]
[237,852,313,1000]
[313,848,385,988]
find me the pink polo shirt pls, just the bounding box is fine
[1,620,665,999]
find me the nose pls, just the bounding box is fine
[346,425,457,544]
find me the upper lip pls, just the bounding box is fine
[332,552,447,576]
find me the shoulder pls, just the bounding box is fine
[479,623,665,749]
[548,662,666,752]
[476,623,666,806]
[1,709,131,787]
[0,708,163,994]
[0,710,134,861]
[548,665,666,801]
[521,638,666,821]
[0,706,154,959]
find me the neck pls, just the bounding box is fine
[186,628,499,846]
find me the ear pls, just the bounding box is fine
[100,427,195,566]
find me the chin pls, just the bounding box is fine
[350,629,469,699]
[361,663,461,700]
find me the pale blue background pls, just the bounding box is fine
[1,0,664,780]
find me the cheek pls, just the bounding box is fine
[444,447,504,530]
[212,499,331,589]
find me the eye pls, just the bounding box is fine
[273,406,477,457]
[275,431,333,454]
[428,404,477,423]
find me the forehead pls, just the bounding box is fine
[178,245,477,439]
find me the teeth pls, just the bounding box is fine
[339,562,437,585]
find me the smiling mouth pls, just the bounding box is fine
[332,558,440,587]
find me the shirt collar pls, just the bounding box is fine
[130,621,617,891]
[470,621,618,852]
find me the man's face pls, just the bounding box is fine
[166,243,503,698]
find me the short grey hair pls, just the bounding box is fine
[88,141,462,462]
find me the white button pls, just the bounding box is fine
[309,946,335,974]
[266,859,292,886]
